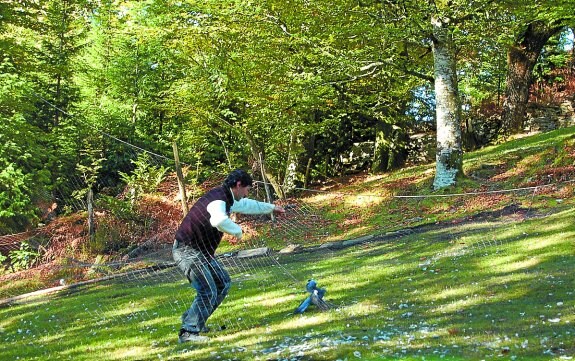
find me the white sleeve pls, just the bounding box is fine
[206,200,243,239]
[231,198,275,215]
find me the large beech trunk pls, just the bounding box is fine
[431,16,463,190]
[501,21,563,134]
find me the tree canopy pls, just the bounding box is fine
[0,0,573,233]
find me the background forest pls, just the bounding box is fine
[1,0,575,236]
[2,2,575,359]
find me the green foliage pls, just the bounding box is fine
[92,195,139,254]
[72,138,106,201]
[0,163,37,232]
[0,56,48,232]
[1,0,574,230]
[533,28,574,85]
[0,252,7,273]
[119,152,167,203]
[95,195,137,221]
[8,242,39,271]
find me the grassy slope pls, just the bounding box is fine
[1,128,575,360]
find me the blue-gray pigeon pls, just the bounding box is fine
[295,279,332,313]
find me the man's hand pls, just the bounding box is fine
[273,205,285,214]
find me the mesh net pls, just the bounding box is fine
[2,100,574,357]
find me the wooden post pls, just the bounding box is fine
[259,152,275,221]
[87,188,95,241]
[173,142,189,216]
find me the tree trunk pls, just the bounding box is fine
[431,16,463,190]
[372,122,391,173]
[244,131,285,199]
[501,21,564,134]
[462,116,480,150]
[372,121,409,172]
[283,129,300,196]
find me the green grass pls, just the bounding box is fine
[1,208,573,360]
[2,128,575,360]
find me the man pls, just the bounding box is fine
[173,169,285,343]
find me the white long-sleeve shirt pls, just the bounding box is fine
[206,193,276,240]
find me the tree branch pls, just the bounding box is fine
[450,0,497,25]
[361,60,434,83]
[264,14,292,36]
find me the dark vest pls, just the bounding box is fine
[175,186,234,256]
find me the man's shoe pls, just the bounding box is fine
[178,328,209,343]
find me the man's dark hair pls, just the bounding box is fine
[223,169,253,188]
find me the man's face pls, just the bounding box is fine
[235,181,251,199]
